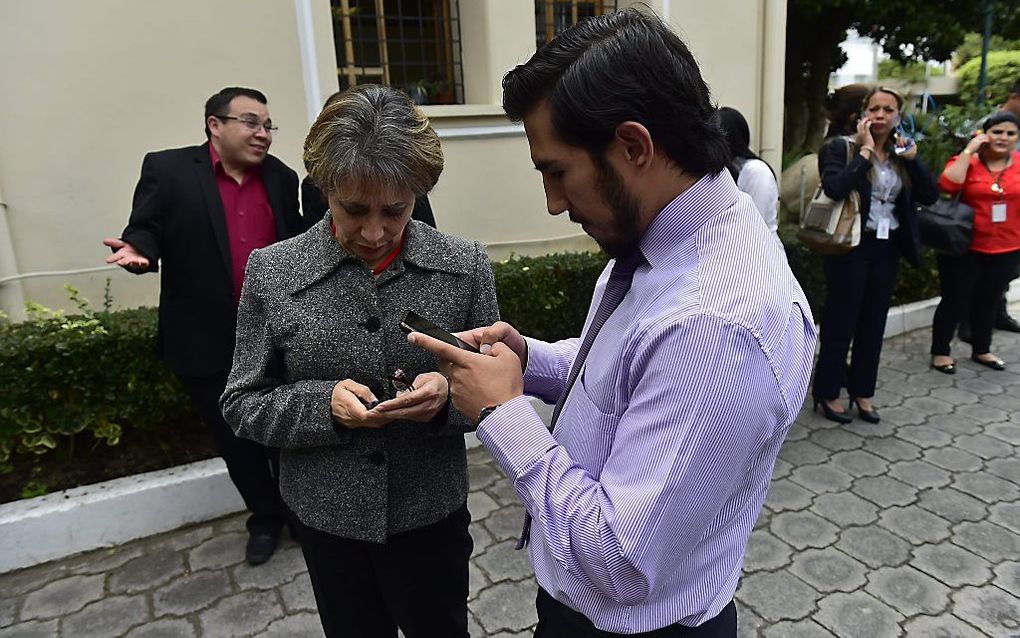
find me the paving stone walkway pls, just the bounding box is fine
[1,324,1019,637]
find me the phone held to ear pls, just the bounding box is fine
[894,123,916,155]
[400,310,479,353]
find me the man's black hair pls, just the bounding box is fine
[204,87,268,138]
[502,8,728,178]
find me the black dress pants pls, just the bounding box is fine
[177,372,285,535]
[813,233,900,401]
[931,249,1020,357]
[534,589,737,637]
[298,504,473,638]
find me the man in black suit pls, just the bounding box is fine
[103,87,303,565]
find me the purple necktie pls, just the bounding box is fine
[516,250,644,550]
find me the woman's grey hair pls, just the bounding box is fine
[303,84,443,198]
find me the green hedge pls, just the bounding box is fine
[956,50,1020,107]
[0,246,941,466]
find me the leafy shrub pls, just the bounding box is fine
[912,103,997,176]
[956,50,1020,107]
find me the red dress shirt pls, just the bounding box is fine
[209,144,277,302]
[939,152,1020,254]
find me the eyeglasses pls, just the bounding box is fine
[215,115,278,133]
[387,369,415,394]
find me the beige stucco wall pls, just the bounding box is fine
[0,0,785,317]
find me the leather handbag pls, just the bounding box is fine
[916,193,974,256]
[797,138,861,255]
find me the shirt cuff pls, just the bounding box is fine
[522,337,567,401]
[476,395,557,481]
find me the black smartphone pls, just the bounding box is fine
[400,310,478,353]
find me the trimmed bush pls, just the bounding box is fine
[956,50,1020,107]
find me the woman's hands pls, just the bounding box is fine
[331,373,452,429]
[855,115,876,149]
[963,133,989,156]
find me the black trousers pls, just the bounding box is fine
[177,372,285,535]
[534,589,736,637]
[931,249,1020,357]
[298,504,472,638]
[813,233,900,401]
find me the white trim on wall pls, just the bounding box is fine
[295,0,323,125]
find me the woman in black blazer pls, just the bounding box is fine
[812,86,938,424]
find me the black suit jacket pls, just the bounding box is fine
[300,176,437,231]
[818,136,939,266]
[120,143,303,377]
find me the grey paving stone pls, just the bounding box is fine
[66,545,145,576]
[778,440,832,466]
[0,620,58,638]
[108,551,186,594]
[187,532,247,571]
[0,600,12,630]
[255,611,324,637]
[994,562,1020,596]
[278,571,315,613]
[761,620,833,638]
[470,521,496,558]
[61,594,149,637]
[887,460,952,490]
[957,403,1010,424]
[981,391,1020,411]
[210,514,247,534]
[736,571,819,622]
[877,505,951,544]
[152,569,233,617]
[876,405,926,426]
[809,427,864,452]
[231,545,306,591]
[954,378,1004,396]
[486,477,522,507]
[894,425,953,448]
[952,585,1020,636]
[835,526,912,569]
[788,548,867,593]
[469,561,490,601]
[911,542,993,588]
[19,574,104,620]
[952,471,1020,504]
[736,603,765,638]
[987,457,1020,485]
[198,590,284,638]
[472,580,539,634]
[771,458,793,480]
[469,461,504,490]
[769,511,839,550]
[952,520,1020,563]
[986,422,1020,445]
[927,387,980,405]
[152,524,216,553]
[928,414,982,436]
[0,563,73,599]
[469,490,501,522]
[862,436,922,462]
[741,531,793,573]
[762,478,815,513]
[955,433,1013,460]
[475,540,535,584]
[864,566,951,616]
[917,488,988,524]
[483,504,527,542]
[991,502,1020,534]
[467,612,483,638]
[789,465,853,494]
[811,492,879,527]
[901,614,984,637]
[829,450,889,477]
[814,591,905,638]
[851,475,918,508]
[902,395,955,416]
[123,617,197,637]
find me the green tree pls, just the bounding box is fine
[877,59,944,84]
[956,50,1020,105]
[953,32,1020,67]
[784,0,1020,155]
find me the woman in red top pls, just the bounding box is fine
[931,111,1020,372]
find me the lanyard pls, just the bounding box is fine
[979,156,1011,196]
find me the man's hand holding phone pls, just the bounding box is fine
[455,321,529,370]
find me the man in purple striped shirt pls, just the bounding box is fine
[410,9,816,636]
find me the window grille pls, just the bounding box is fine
[331,0,464,105]
[535,0,617,49]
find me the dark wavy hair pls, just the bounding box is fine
[983,110,1020,132]
[502,8,728,178]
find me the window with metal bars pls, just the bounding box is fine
[535,0,617,49]
[330,0,464,105]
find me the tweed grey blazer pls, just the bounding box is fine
[221,216,499,542]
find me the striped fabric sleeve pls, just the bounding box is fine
[521,336,581,404]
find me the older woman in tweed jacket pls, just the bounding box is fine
[220,85,498,638]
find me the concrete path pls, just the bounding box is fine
[1,324,1019,637]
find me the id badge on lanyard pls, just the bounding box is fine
[877,217,891,239]
[992,202,1007,223]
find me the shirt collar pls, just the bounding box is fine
[639,170,739,268]
[207,142,260,180]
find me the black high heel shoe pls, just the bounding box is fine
[814,398,852,424]
[971,355,1006,371]
[850,398,880,424]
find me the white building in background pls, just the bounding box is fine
[830,29,881,88]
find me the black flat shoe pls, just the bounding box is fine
[971,355,1006,371]
[814,399,852,424]
[246,530,280,566]
[850,398,880,423]
[931,359,956,375]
